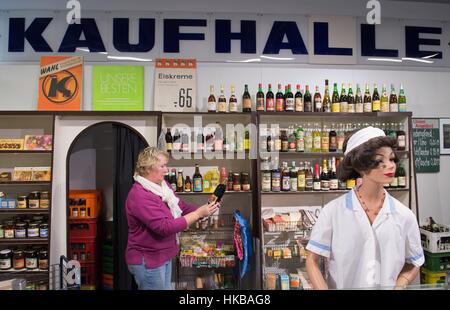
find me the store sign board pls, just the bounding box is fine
[92,66,144,111]
[38,55,83,111]
[154,58,197,112]
[0,10,449,67]
[412,118,440,173]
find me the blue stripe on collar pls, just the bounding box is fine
[346,189,396,213]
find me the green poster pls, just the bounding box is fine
[92,66,144,110]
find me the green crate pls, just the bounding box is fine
[424,251,450,272]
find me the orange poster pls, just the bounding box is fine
[38,56,83,110]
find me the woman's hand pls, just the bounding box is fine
[196,201,220,219]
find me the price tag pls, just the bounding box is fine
[154,58,197,112]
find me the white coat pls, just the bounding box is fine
[306,189,424,289]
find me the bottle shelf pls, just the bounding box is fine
[0,209,50,214]
[261,188,409,195]
[0,238,49,245]
[274,151,409,157]
[177,191,252,195]
[0,269,48,274]
[0,181,51,185]
[258,111,412,118]
[0,150,52,154]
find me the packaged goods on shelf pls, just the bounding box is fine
[0,139,24,151]
[12,167,33,181]
[420,222,450,254]
[31,167,51,181]
[23,135,52,151]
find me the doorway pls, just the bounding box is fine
[66,122,148,290]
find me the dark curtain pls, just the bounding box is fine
[113,124,148,290]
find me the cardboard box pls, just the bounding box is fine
[31,167,51,181]
[12,167,33,181]
[24,135,53,150]
[0,139,24,151]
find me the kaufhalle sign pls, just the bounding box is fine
[0,10,447,67]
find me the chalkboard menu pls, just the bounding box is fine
[412,118,440,173]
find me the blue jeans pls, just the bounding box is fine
[128,258,173,290]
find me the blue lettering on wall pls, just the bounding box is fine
[405,26,442,59]
[8,18,53,52]
[164,19,207,53]
[58,18,106,52]
[361,24,398,57]
[113,18,155,52]
[314,22,352,56]
[262,21,308,54]
[215,20,256,53]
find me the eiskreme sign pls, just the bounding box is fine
[1,10,448,66]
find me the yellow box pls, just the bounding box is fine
[0,139,24,151]
[420,268,447,284]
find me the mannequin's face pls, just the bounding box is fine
[145,155,169,184]
[362,147,397,184]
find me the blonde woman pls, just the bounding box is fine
[126,147,219,290]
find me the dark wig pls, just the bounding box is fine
[337,130,399,181]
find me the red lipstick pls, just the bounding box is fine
[384,173,394,177]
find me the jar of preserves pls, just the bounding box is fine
[39,191,50,209]
[27,191,40,209]
[14,222,27,238]
[0,249,12,270]
[32,215,45,222]
[4,221,15,239]
[17,195,28,208]
[241,173,251,191]
[13,250,25,270]
[39,223,49,238]
[38,250,48,270]
[27,222,40,238]
[0,224,4,238]
[232,173,241,191]
[25,249,38,270]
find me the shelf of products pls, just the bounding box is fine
[0,113,53,288]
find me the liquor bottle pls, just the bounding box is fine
[214,124,223,151]
[285,84,295,112]
[220,167,228,184]
[312,123,321,153]
[396,122,406,151]
[181,131,190,152]
[267,130,274,152]
[313,163,321,191]
[295,125,305,152]
[388,123,397,139]
[242,84,252,112]
[218,85,227,112]
[323,79,331,113]
[208,85,217,113]
[281,162,291,192]
[276,84,285,112]
[170,168,177,191]
[329,124,337,152]
[337,124,346,152]
[226,172,234,191]
[329,157,338,190]
[347,84,355,113]
[290,161,298,191]
[397,164,406,188]
[271,163,281,192]
[399,84,407,112]
[295,84,303,112]
[196,131,204,151]
[321,125,329,152]
[331,83,340,112]
[274,129,282,151]
[320,159,330,191]
[288,127,296,152]
[281,130,289,152]
[193,164,203,192]
[173,129,181,151]
[390,166,399,188]
[266,84,275,112]
[312,85,323,112]
[372,84,381,112]
[339,84,348,113]
[177,169,184,192]
[380,84,389,112]
[229,85,238,113]
[363,84,372,113]
[297,161,306,191]
[389,84,398,112]
[165,128,173,153]
[305,162,313,191]
[355,84,363,113]
[184,176,192,192]
[244,130,250,151]
[303,85,312,112]
[304,124,313,152]
[256,83,265,111]
[261,163,272,192]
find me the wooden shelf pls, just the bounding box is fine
[0,269,48,274]
[274,151,409,157]
[0,181,51,185]
[177,191,252,195]
[258,111,412,118]
[0,238,48,245]
[0,150,52,154]
[0,209,50,214]
[261,188,409,195]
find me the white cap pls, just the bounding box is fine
[344,126,386,156]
